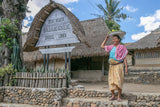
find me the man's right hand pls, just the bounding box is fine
[105,34,109,40]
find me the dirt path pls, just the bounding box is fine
[77,82,160,93]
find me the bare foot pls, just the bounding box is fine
[109,96,116,100]
[117,97,122,102]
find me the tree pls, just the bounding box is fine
[0,0,29,67]
[95,0,129,31]
[0,18,21,67]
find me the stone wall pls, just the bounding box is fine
[71,70,103,82]
[128,66,160,72]
[0,87,160,107]
[125,72,160,84]
[63,89,160,107]
[0,88,4,102]
[0,87,67,107]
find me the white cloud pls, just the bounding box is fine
[54,0,78,4]
[131,9,160,40]
[22,0,76,32]
[26,0,77,18]
[23,19,29,26]
[22,26,30,33]
[139,9,160,32]
[124,5,138,12]
[26,0,47,18]
[131,32,151,40]
[67,7,74,11]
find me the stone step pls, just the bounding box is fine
[124,76,139,80]
[67,89,136,100]
[0,103,40,107]
[62,97,129,107]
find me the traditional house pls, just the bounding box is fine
[22,1,126,81]
[127,27,160,71]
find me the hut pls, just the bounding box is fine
[157,37,160,47]
[22,1,126,81]
[127,27,160,71]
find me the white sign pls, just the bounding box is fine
[36,9,80,47]
[39,46,75,54]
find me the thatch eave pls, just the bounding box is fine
[157,37,160,47]
[127,28,160,50]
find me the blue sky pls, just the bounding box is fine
[23,0,160,43]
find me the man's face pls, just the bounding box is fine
[112,36,120,45]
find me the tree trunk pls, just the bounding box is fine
[4,45,11,65]
[3,73,9,86]
[1,0,29,66]
[0,46,2,67]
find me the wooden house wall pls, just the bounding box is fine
[134,50,160,65]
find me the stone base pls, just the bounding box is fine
[0,87,160,107]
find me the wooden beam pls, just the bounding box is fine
[47,46,50,71]
[14,77,65,79]
[36,28,41,31]
[65,44,67,69]
[39,18,44,23]
[44,10,49,15]
[39,46,75,54]
[68,44,71,72]
[102,56,104,75]
[43,46,46,72]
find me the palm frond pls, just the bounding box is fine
[117,13,127,20]
[112,0,120,13]
[90,13,103,18]
[97,4,109,16]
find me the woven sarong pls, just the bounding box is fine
[108,59,124,90]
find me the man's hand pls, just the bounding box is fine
[101,34,109,49]
[105,34,109,40]
[125,66,128,75]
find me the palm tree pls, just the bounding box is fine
[95,0,129,31]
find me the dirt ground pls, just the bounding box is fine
[77,82,160,93]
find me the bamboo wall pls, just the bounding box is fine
[134,50,160,65]
[35,59,65,71]
[15,72,67,88]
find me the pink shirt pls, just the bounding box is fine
[104,44,128,61]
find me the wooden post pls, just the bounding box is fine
[43,46,46,72]
[47,46,50,71]
[65,44,67,69]
[53,59,55,71]
[68,44,71,72]
[102,56,104,75]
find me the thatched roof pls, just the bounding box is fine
[124,43,132,47]
[23,18,126,62]
[157,37,160,47]
[23,1,89,52]
[127,27,160,50]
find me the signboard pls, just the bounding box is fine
[39,46,75,54]
[36,9,80,47]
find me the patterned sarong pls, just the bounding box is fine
[108,59,124,90]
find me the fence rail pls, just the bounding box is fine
[14,72,67,88]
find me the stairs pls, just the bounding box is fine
[0,103,40,107]
[102,71,140,82]
[62,97,129,107]
[61,89,131,107]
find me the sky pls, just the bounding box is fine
[22,0,160,43]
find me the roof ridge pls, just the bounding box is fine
[80,17,103,22]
